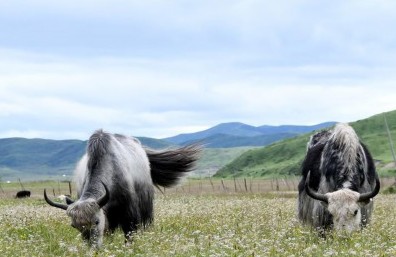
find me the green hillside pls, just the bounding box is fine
[193,147,255,177]
[215,110,396,178]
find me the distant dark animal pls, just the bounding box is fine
[16,190,31,198]
[298,123,380,232]
[44,130,201,248]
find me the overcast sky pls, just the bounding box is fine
[1,1,396,140]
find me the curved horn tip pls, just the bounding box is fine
[358,176,381,202]
[43,188,68,210]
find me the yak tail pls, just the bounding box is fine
[87,129,112,170]
[146,144,202,188]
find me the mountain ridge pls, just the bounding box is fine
[164,121,336,146]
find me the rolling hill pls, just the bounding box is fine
[164,122,335,147]
[214,110,396,178]
[180,133,298,148]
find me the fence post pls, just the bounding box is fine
[209,177,215,191]
[283,177,290,190]
[290,176,296,191]
[68,181,72,196]
[18,178,25,190]
[221,179,226,191]
[244,178,248,192]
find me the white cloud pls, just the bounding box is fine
[1,1,396,139]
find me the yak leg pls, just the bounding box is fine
[121,220,138,244]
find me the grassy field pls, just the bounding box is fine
[0,180,396,256]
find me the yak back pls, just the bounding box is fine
[80,130,154,232]
[299,124,376,194]
[320,124,372,192]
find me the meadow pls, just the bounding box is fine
[0,179,396,257]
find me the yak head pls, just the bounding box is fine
[44,184,109,248]
[305,171,380,232]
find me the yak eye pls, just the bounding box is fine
[353,210,358,216]
[95,220,100,225]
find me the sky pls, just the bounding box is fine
[1,0,396,140]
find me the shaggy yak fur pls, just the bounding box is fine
[44,130,201,247]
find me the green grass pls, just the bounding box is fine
[0,181,396,256]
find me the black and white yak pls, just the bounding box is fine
[298,123,380,233]
[44,130,201,247]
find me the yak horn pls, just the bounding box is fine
[96,183,110,208]
[358,175,380,202]
[305,171,328,203]
[44,189,68,210]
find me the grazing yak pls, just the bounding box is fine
[298,123,380,233]
[44,130,201,247]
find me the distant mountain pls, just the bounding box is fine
[163,122,262,144]
[0,138,86,169]
[257,122,336,134]
[182,133,298,148]
[164,122,336,147]
[137,137,174,149]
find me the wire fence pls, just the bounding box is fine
[2,176,396,198]
[159,176,396,195]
